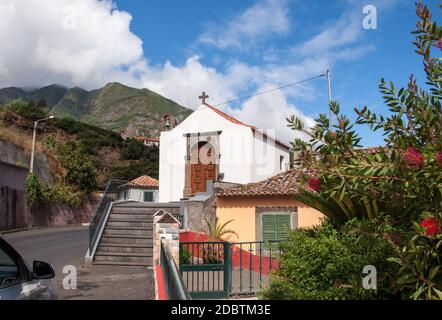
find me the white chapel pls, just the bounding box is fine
[159,92,290,203]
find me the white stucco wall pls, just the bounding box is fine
[251,129,290,181]
[159,104,290,202]
[118,188,159,203]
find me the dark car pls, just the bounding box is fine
[0,234,56,300]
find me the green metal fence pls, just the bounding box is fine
[179,240,283,299]
[179,241,231,299]
[161,240,191,300]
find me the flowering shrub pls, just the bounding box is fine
[403,147,424,168]
[260,220,399,300]
[436,152,442,166]
[307,177,321,192]
[285,1,442,299]
[420,217,440,236]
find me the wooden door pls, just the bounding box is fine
[190,142,216,194]
[191,164,205,193]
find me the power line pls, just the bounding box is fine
[212,73,326,107]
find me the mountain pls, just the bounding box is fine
[0,84,68,109]
[0,82,192,137]
[0,110,160,189]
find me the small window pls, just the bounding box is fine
[144,191,154,202]
[262,213,291,244]
[123,190,128,200]
[280,155,284,170]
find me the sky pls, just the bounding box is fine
[0,0,439,146]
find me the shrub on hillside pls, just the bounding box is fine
[5,99,48,121]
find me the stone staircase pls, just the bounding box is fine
[93,202,180,266]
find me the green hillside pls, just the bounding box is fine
[0,82,192,137]
[0,84,68,109]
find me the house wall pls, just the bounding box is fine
[159,104,290,202]
[215,196,324,243]
[118,188,159,202]
[251,129,290,181]
[0,160,29,231]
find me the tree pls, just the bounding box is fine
[5,99,48,120]
[286,1,441,299]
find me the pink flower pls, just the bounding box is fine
[436,152,442,166]
[403,147,424,168]
[420,217,440,236]
[307,178,321,192]
[438,38,442,51]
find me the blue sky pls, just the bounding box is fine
[0,0,439,146]
[114,0,435,146]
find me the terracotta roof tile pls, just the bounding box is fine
[205,103,256,129]
[217,167,315,197]
[128,175,159,187]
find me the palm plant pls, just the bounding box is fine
[295,190,380,226]
[200,217,238,264]
[204,216,238,241]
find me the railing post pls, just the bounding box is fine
[223,242,232,298]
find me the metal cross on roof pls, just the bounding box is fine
[198,91,209,104]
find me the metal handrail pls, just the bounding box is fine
[160,240,191,300]
[89,179,128,253]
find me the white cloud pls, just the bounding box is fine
[0,0,397,145]
[298,11,362,56]
[198,0,290,51]
[140,57,260,109]
[226,88,315,143]
[0,0,144,88]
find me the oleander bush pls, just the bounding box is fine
[272,1,442,300]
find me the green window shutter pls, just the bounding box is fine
[276,214,291,241]
[262,214,276,243]
[144,191,153,202]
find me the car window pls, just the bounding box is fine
[0,246,20,289]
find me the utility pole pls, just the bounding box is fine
[29,116,55,173]
[326,69,333,130]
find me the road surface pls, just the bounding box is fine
[4,226,89,277]
[3,226,154,299]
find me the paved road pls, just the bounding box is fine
[3,226,89,277]
[2,226,154,300]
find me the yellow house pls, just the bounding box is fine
[215,167,325,243]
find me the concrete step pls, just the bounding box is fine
[111,207,159,214]
[113,202,180,208]
[100,235,153,245]
[109,213,154,221]
[96,245,152,254]
[94,254,153,265]
[107,220,152,228]
[103,227,150,236]
[94,251,152,257]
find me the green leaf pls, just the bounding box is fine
[428,265,440,281]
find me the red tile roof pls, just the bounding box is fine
[204,103,290,150]
[128,175,159,188]
[217,166,314,197]
[205,103,256,130]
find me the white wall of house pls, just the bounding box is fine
[159,104,290,202]
[118,188,159,203]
